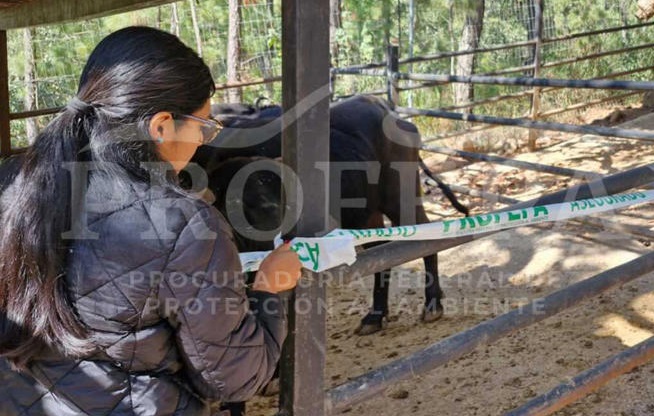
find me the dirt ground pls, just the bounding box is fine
[248,104,654,416]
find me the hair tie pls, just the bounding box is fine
[67,96,96,116]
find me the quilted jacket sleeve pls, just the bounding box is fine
[157,204,287,402]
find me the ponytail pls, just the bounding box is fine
[0,100,96,370]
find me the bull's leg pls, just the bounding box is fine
[417,205,444,323]
[421,252,443,322]
[355,212,391,336]
[356,245,392,336]
[383,172,445,325]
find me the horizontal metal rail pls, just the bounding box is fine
[434,89,537,113]
[397,107,654,142]
[445,182,519,205]
[540,42,654,72]
[399,39,537,65]
[9,147,27,155]
[401,65,654,113]
[420,90,636,138]
[542,20,654,44]
[505,335,654,416]
[330,67,387,77]
[537,91,641,119]
[422,144,600,178]
[422,124,501,142]
[481,63,537,77]
[9,106,61,120]
[396,72,654,91]
[420,124,499,141]
[405,44,652,79]
[413,59,654,116]
[214,76,282,90]
[396,80,445,92]
[331,61,387,72]
[327,250,654,413]
[332,88,387,101]
[328,162,654,282]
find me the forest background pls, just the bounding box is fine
[6,0,653,149]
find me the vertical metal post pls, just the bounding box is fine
[279,0,330,415]
[386,43,399,109]
[528,0,544,151]
[0,30,10,158]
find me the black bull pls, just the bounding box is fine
[188,94,468,335]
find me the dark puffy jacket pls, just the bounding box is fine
[0,174,286,415]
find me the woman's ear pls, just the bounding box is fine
[148,112,175,144]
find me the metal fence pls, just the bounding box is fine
[317,3,654,414]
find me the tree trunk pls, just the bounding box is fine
[170,3,180,38]
[619,0,630,43]
[523,0,537,74]
[454,0,485,111]
[382,0,391,47]
[329,0,341,67]
[226,0,243,103]
[156,6,162,29]
[261,0,275,97]
[23,28,37,144]
[189,0,203,56]
[407,0,415,107]
[448,0,456,98]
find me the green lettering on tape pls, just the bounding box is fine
[533,206,549,218]
[443,219,456,233]
[508,211,521,221]
[460,217,476,230]
[402,226,417,237]
[477,214,494,227]
[295,242,321,271]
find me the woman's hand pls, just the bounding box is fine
[251,243,302,293]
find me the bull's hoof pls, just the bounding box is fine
[355,314,387,336]
[421,306,444,323]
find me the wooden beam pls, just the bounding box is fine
[278,0,330,414]
[0,30,10,158]
[0,0,178,29]
[0,1,31,8]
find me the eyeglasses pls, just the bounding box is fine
[174,113,223,145]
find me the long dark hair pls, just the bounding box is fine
[0,26,215,370]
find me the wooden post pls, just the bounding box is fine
[0,30,10,158]
[278,0,330,415]
[528,0,544,151]
[386,43,399,109]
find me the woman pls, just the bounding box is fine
[0,26,301,415]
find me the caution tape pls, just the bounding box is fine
[239,190,654,273]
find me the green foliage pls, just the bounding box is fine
[5,0,653,146]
